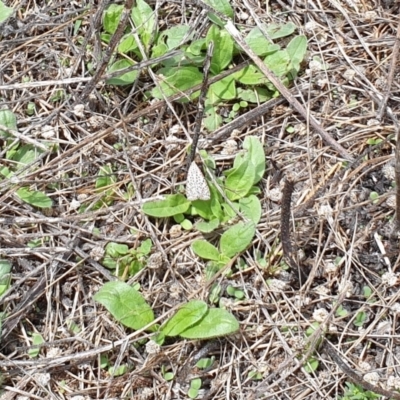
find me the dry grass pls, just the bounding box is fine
[1,0,400,399]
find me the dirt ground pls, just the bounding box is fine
[1,0,400,399]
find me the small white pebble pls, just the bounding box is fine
[313,308,329,322]
[169,224,182,238]
[145,340,161,355]
[73,104,85,118]
[363,372,380,386]
[265,188,282,202]
[305,20,318,32]
[239,11,249,20]
[382,271,398,287]
[69,199,81,211]
[41,125,56,139]
[387,375,400,390]
[90,246,105,261]
[343,69,356,81]
[34,372,51,386]
[46,347,62,358]
[221,139,238,155]
[267,279,288,291]
[358,361,372,372]
[308,59,323,72]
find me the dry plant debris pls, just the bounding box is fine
[1,0,400,399]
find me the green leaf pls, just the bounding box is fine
[239,195,261,224]
[131,0,156,48]
[106,242,129,257]
[304,357,319,373]
[0,109,17,138]
[16,187,52,208]
[234,136,266,184]
[233,64,269,86]
[265,22,296,40]
[152,66,203,99]
[0,1,14,24]
[196,357,214,369]
[220,222,255,258]
[202,0,233,26]
[264,49,291,78]
[106,59,138,85]
[208,76,236,102]
[287,35,307,71]
[103,4,124,34]
[118,34,138,53]
[180,308,239,339]
[138,238,152,255]
[142,194,191,217]
[163,25,191,49]
[196,218,220,233]
[245,27,280,56]
[161,300,208,337]
[192,240,220,261]
[206,26,234,74]
[225,159,256,201]
[29,333,44,358]
[94,281,155,331]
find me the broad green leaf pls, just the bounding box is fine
[105,242,129,257]
[264,50,291,78]
[180,308,239,339]
[103,4,124,34]
[9,145,42,168]
[106,59,138,85]
[151,66,203,99]
[131,0,156,48]
[304,357,319,374]
[225,159,256,201]
[245,27,280,56]
[233,64,269,86]
[138,238,152,255]
[203,0,233,26]
[287,35,307,71]
[16,188,52,208]
[118,34,138,53]
[220,222,255,258]
[181,219,193,230]
[206,26,233,74]
[237,87,271,103]
[0,1,13,23]
[0,260,11,277]
[203,105,222,131]
[94,281,155,330]
[163,25,191,49]
[29,333,44,358]
[0,109,17,138]
[161,300,208,337]
[265,22,296,40]
[187,38,207,56]
[142,194,191,217]
[234,136,265,184]
[208,76,236,102]
[196,218,220,233]
[239,195,261,224]
[192,240,220,261]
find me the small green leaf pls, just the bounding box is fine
[152,66,203,99]
[94,282,155,331]
[109,364,128,377]
[118,34,138,53]
[0,1,14,23]
[192,240,220,261]
[363,286,372,298]
[239,195,262,224]
[29,333,44,358]
[287,35,307,71]
[304,357,319,373]
[142,194,191,217]
[131,0,156,48]
[245,27,279,56]
[0,109,17,138]
[196,218,220,233]
[225,160,256,200]
[206,26,233,74]
[265,22,296,40]
[16,187,52,208]
[181,219,193,230]
[103,4,124,34]
[161,300,208,337]
[106,59,138,85]
[180,308,239,339]
[353,311,368,327]
[196,357,214,369]
[220,222,255,258]
[106,242,129,257]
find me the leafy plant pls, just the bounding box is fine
[143,136,264,277]
[94,283,239,341]
[188,378,202,399]
[339,382,381,400]
[100,0,307,130]
[0,1,13,24]
[353,311,368,328]
[101,239,152,278]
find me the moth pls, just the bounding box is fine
[186,161,211,201]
